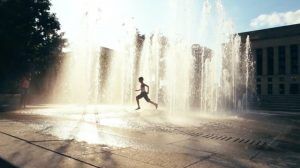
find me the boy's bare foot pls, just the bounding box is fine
[135,107,140,110]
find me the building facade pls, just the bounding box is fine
[239,24,300,111]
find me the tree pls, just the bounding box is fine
[0,0,66,92]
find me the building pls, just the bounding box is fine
[239,24,300,111]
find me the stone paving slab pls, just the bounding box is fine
[111,147,210,168]
[33,141,120,156]
[172,137,260,159]
[0,134,95,168]
[186,155,267,168]
[95,125,191,145]
[0,132,163,168]
[79,152,162,168]
[252,151,300,168]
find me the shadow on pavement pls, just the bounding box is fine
[0,157,18,168]
[101,150,118,168]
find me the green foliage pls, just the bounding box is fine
[0,0,66,91]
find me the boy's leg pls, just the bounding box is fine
[145,95,158,109]
[149,101,158,109]
[136,95,141,110]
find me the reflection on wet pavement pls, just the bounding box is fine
[0,104,299,167]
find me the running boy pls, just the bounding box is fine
[135,77,158,110]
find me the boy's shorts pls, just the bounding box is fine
[137,92,150,102]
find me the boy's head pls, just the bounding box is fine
[138,77,144,83]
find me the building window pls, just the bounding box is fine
[290,84,299,94]
[279,77,285,82]
[256,48,263,76]
[268,84,273,95]
[279,84,285,95]
[268,77,272,82]
[267,47,274,75]
[278,46,286,75]
[290,45,299,74]
[256,78,261,82]
[291,76,297,82]
[256,84,261,95]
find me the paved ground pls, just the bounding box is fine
[0,104,299,168]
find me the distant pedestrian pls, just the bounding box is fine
[135,77,158,110]
[20,73,31,108]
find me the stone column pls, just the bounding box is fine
[274,46,279,95]
[286,45,291,75]
[298,44,300,75]
[262,48,268,95]
[286,45,291,95]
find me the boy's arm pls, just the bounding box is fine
[145,84,149,94]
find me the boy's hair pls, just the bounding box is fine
[138,77,144,82]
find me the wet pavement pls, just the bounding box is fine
[0,104,299,168]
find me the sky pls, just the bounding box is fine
[50,0,300,49]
